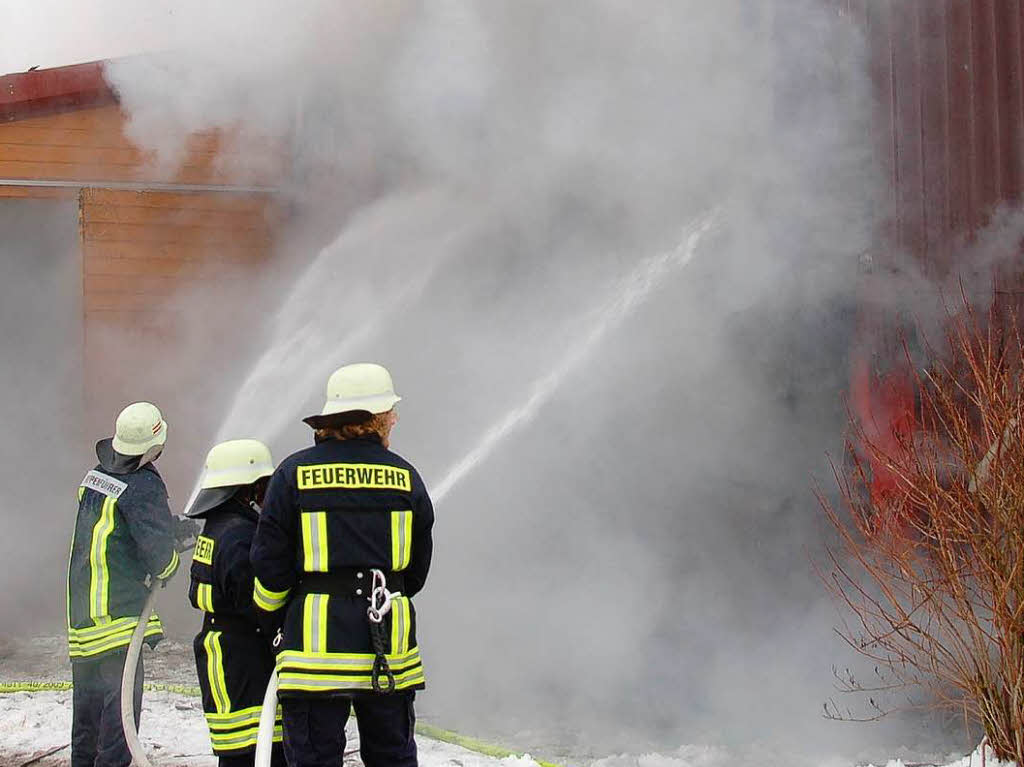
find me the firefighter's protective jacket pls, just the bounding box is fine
[67,455,179,661]
[250,435,434,696]
[189,499,261,624]
[190,499,284,754]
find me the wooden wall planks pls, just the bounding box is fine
[0,104,285,187]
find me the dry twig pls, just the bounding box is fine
[821,296,1024,763]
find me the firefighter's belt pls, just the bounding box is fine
[202,613,263,635]
[298,569,405,598]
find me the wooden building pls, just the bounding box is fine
[0,60,288,431]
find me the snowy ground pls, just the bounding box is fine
[0,689,1011,767]
[0,637,1010,767]
[0,689,551,767]
[0,690,1010,767]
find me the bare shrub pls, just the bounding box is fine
[821,295,1024,763]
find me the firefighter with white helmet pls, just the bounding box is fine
[252,363,435,767]
[187,439,285,767]
[67,402,179,767]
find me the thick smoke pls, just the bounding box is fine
[2,2,974,764]
[0,201,83,631]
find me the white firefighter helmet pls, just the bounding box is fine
[201,439,274,490]
[111,402,168,457]
[304,363,401,427]
[186,439,274,518]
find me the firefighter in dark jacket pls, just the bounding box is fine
[187,438,286,767]
[67,401,179,767]
[251,363,434,767]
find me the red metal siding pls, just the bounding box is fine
[837,1,1024,274]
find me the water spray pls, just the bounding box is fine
[251,210,719,766]
[212,194,474,451]
[433,209,720,503]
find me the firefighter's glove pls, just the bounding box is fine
[173,516,201,552]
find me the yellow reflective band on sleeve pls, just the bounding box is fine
[88,497,117,622]
[391,510,413,570]
[197,583,214,613]
[78,487,85,501]
[390,596,411,655]
[301,512,329,572]
[296,463,412,491]
[156,550,179,580]
[253,578,290,612]
[302,594,329,654]
[203,631,230,714]
[193,535,215,565]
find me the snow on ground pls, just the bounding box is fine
[0,690,1012,767]
[590,746,1012,767]
[0,690,545,767]
[0,639,1009,767]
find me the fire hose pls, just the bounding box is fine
[253,664,279,767]
[120,519,197,767]
[120,585,159,767]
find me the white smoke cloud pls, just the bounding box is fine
[2,2,977,764]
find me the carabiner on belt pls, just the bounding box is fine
[367,569,401,623]
[366,569,400,693]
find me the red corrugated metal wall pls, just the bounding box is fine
[836,0,1024,275]
[835,2,1024,495]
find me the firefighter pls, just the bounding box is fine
[186,439,286,767]
[67,401,180,767]
[251,363,434,767]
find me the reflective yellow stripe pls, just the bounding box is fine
[277,665,425,693]
[208,725,284,751]
[88,498,117,621]
[205,706,284,751]
[68,621,162,648]
[197,583,214,612]
[68,617,162,658]
[301,512,329,572]
[302,594,329,653]
[69,615,139,639]
[68,613,160,640]
[301,514,313,569]
[390,596,411,655]
[203,631,230,713]
[253,578,290,612]
[391,510,413,570]
[277,646,421,671]
[276,644,425,693]
[210,730,258,750]
[156,550,179,580]
[205,705,263,728]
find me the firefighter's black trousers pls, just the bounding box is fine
[281,692,417,767]
[71,650,143,767]
[193,626,285,767]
